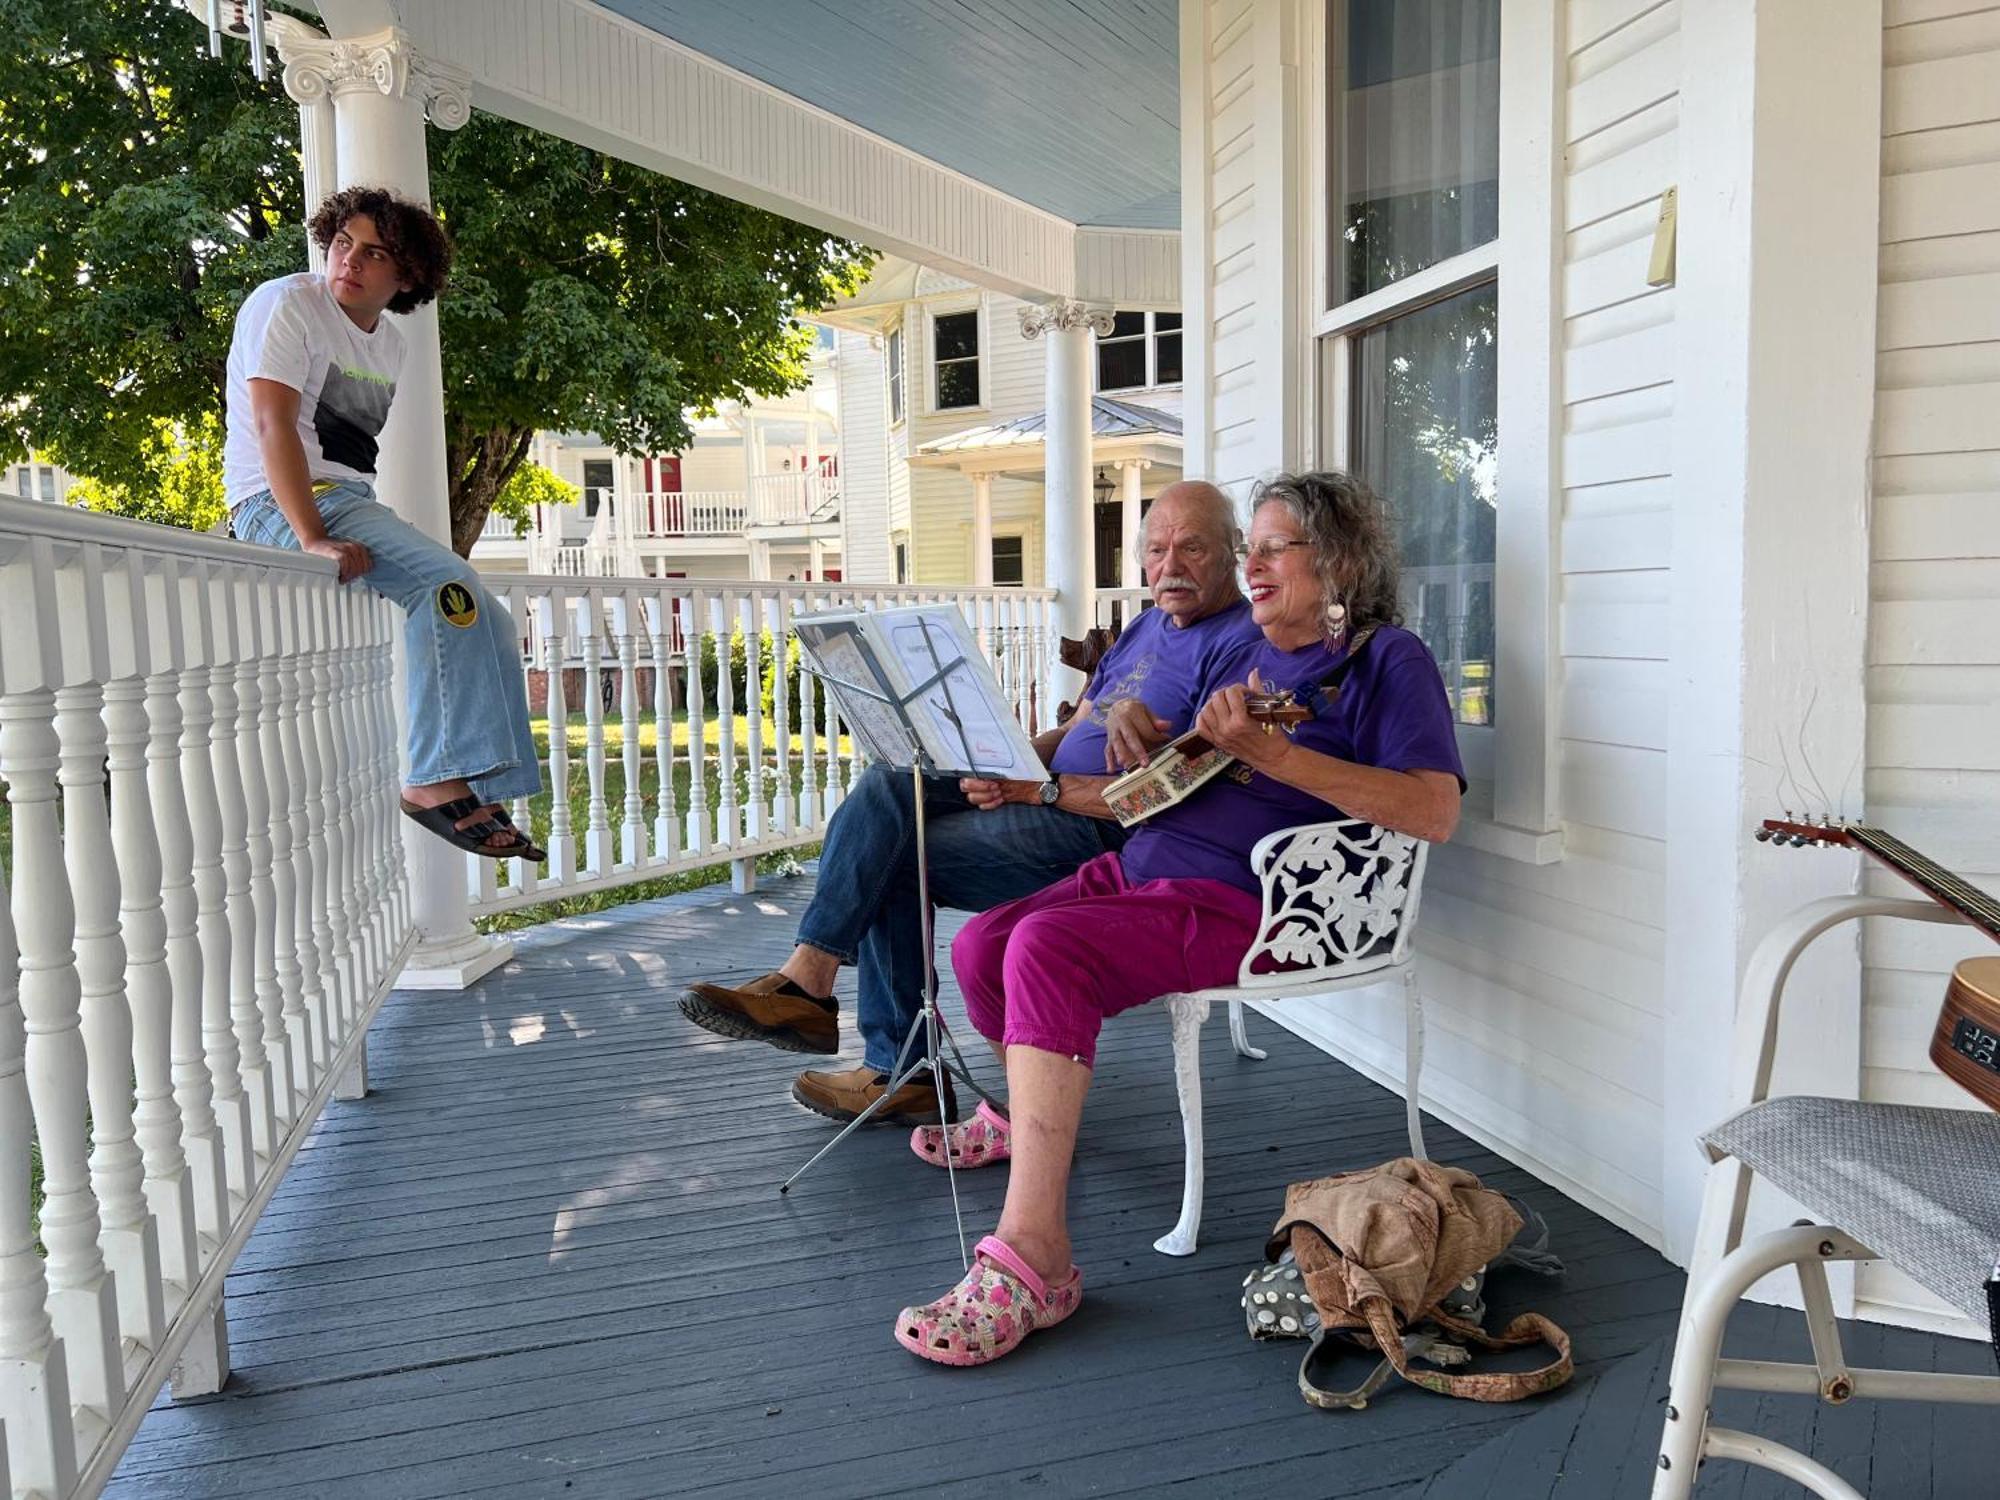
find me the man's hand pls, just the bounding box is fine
[1102,698,1173,771]
[304,536,373,584]
[960,776,1039,811]
[1194,669,1292,773]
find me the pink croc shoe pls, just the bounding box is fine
[910,1099,1012,1168]
[894,1235,1083,1367]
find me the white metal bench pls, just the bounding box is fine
[1652,896,2000,1498]
[1149,818,1431,1256]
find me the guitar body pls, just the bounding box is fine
[1931,956,2000,1113]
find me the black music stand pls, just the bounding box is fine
[778,609,1026,1267]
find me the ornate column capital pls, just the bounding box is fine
[1018,300,1116,340]
[275,23,473,131]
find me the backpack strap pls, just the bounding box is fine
[1358,1300,1574,1403]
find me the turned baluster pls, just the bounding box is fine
[682,592,711,854]
[613,595,646,868]
[578,596,613,875]
[0,692,125,1416]
[539,594,576,884]
[645,595,680,864]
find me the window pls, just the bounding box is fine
[933,310,980,410]
[991,535,1025,587]
[1096,311,1184,392]
[582,458,614,519]
[887,325,905,424]
[37,466,56,503]
[1323,0,1499,730]
[894,539,910,583]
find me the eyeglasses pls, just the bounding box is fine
[1235,539,1314,564]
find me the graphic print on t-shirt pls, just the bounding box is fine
[313,362,396,475]
[1086,654,1156,723]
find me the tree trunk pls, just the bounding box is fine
[446,424,535,557]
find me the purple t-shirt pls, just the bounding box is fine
[1120,625,1466,893]
[1049,599,1261,775]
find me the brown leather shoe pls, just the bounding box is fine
[678,972,837,1055]
[791,1064,958,1126]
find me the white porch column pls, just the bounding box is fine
[1020,300,1111,694]
[970,473,995,586]
[1658,0,1880,1268]
[1119,459,1148,589]
[278,26,506,989]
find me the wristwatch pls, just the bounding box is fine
[1036,778,1062,806]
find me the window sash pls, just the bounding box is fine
[887,327,905,424]
[1097,311,1184,393]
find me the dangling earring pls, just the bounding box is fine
[1326,595,1348,639]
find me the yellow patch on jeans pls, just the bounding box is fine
[437,581,479,629]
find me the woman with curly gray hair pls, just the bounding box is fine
[892,470,1464,1368]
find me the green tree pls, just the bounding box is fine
[66,413,228,532]
[490,460,578,539]
[0,0,871,554]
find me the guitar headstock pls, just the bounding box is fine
[1244,691,1314,729]
[1757,816,1858,849]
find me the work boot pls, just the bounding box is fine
[791,1064,958,1126]
[678,972,837,1055]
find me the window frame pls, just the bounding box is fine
[1302,0,1562,859]
[989,531,1027,588]
[923,296,988,417]
[1095,310,1185,394]
[886,323,906,427]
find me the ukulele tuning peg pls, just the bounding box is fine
[1790,834,1812,848]
[1754,827,1773,842]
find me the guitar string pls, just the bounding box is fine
[1848,826,2000,932]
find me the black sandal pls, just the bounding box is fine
[400,795,547,862]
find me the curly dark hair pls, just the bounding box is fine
[308,187,452,314]
[1251,470,1404,638]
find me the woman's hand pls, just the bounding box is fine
[1194,670,1292,773]
[1102,698,1173,771]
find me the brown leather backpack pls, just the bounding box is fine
[1269,1158,1573,1406]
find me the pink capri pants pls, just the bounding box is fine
[950,851,1265,1068]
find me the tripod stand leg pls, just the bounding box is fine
[778,1002,929,1195]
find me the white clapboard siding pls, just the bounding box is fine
[1864,1,2000,1329]
[834,331,894,585]
[1397,0,1681,1242]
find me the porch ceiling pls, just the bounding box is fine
[593,0,1181,230]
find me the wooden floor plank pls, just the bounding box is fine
[105,869,1982,1498]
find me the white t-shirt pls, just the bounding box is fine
[223,273,406,508]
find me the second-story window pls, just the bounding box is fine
[1096,312,1184,392]
[887,325,905,424]
[991,535,1025,587]
[933,310,981,410]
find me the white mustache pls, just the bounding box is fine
[1155,575,1197,592]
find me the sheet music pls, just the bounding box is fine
[793,619,911,763]
[791,605,1045,779]
[879,607,1044,780]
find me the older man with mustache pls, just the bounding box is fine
[678,480,1259,1126]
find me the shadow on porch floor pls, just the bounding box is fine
[106,871,1984,1498]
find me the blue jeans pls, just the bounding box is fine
[233,481,542,803]
[796,764,1126,1072]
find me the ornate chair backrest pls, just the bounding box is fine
[1234,819,1427,990]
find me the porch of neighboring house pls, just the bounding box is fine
[101,873,1986,1498]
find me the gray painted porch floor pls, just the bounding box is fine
[107,871,1989,1498]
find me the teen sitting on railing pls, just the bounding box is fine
[675,482,1258,1127]
[222,186,545,862]
[894,471,1465,1367]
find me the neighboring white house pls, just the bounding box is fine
[5,453,77,506]
[821,259,1186,590]
[468,328,845,583]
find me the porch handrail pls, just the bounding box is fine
[466,575,1060,915]
[0,498,412,1497]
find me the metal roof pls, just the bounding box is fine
[919,396,1182,455]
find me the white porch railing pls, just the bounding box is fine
[0,498,410,1496]
[465,577,1061,915]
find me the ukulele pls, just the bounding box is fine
[1101,689,1317,827]
[1759,818,2000,1114]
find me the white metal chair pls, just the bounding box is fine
[1652,895,2000,1498]
[1150,818,1430,1256]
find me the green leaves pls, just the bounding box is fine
[5,0,873,553]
